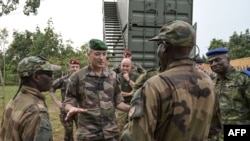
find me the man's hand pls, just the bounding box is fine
[56,101,64,110]
[65,107,88,120]
[123,72,130,82]
[121,91,133,97]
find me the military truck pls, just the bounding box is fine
[103,0,194,70]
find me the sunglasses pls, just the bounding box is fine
[35,70,53,77]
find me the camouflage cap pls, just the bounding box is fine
[149,20,195,48]
[17,56,61,77]
[89,39,108,50]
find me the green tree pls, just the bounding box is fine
[4,18,90,84]
[30,18,63,59]
[208,38,227,50]
[0,28,8,82]
[4,18,66,83]
[0,0,41,16]
[3,29,33,84]
[77,43,89,67]
[228,29,250,59]
[207,29,250,60]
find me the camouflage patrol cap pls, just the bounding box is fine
[17,56,61,77]
[89,39,108,50]
[149,20,195,48]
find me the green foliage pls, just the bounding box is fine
[0,28,8,45]
[30,19,63,58]
[2,18,89,84]
[76,43,89,67]
[23,0,40,16]
[227,29,250,59]
[208,39,227,50]
[208,29,250,59]
[0,0,41,16]
[0,28,8,81]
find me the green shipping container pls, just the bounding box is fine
[103,0,194,69]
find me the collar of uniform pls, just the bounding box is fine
[21,85,46,100]
[86,65,109,77]
[167,59,193,70]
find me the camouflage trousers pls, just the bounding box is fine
[77,135,119,141]
[115,109,128,135]
[60,110,78,141]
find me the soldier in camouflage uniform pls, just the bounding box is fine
[0,56,61,141]
[195,58,215,79]
[64,39,130,141]
[121,20,222,141]
[112,50,145,75]
[206,47,250,140]
[116,58,140,134]
[49,58,80,141]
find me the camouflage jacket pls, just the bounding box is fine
[64,65,124,140]
[133,67,164,93]
[0,86,52,141]
[121,59,222,141]
[52,74,70,102]
[118,72,140,103]
[214,68,250,125]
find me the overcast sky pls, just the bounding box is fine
[0,0,249,56]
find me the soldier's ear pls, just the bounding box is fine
[32,74,40,82]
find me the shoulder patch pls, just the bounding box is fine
[128,106,136,117]
[129,88,144,119]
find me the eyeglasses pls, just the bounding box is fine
[35,70,53,78]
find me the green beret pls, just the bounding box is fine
[89,39,108,50]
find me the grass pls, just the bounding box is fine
[0,85,72,141]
